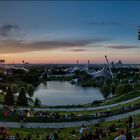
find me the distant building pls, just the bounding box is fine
[110,61,115,69]
[115,60,123,68]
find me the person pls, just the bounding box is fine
[19,110,24,128]
[3,110,9,121]
[15,133,21,140]
[50,132,59,140]
[0,126,8,139]
[79,125,85,135]
[27,134,32,140]
[114,129,126,140]
[125,127,132,140]
[94,128,100,139]
[45,134,51,140]
[128,115,133,129]
[109,123,117,132]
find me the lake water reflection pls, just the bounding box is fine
[33,81,104,106]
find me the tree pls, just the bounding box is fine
[34,98,41,107]
[110,82,116,96]
[17,87,27,106]
[105,78,112,85]
[11,84,18,94]
[4,87,14,105]
[124,84,133,93]
[115,84,133,95]
[0,84,7,92]
[115,84,125,95]
[27,84,34,98]
[134,83,140,90]
[101,84,110,99]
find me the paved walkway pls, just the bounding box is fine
[1,109,140,128]
[19,96,140,112]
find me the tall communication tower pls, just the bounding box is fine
[88,60,90,69]
[77,60,79,68]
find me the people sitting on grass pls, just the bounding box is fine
[78,116,139,140]
[0,126,8,140]
[109,123,117,133]
[114,129,126,140]
[1,115,140,140]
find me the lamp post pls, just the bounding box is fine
[138,26,140,40]
[0,60,5,67]
[138,26,140,73]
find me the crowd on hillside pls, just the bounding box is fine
[0,126,59,140]
[2,107,76,122]
[78,115,140,140]
[1,115,140,140]
[1,101,140,123]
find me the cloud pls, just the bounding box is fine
[106,45,138,49]
[0,38,107,54]
[0,24,19,37]
[67,49,88,52]
[87,21,123,26]
[86,21,138,29]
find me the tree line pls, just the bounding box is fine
[3,84,41,107]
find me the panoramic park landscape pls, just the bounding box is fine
[0,1,140,140]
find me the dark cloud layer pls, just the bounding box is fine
[0,39,137,54]
[0,24,18,37]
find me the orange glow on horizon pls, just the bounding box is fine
[0,50,139,64]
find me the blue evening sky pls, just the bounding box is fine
[0,1,139,64]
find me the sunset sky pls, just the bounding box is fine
[0,1,140,64]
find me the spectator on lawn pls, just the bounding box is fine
[114,129,126,140]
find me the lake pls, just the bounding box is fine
[33,81,104,106]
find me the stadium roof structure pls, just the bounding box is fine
[86,66,112,79]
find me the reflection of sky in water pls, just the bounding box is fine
[33,81,104,106]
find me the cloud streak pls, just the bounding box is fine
[0,38,107,54]
[106,45,138,49]
[67,49,88,52]
[86,21,138,28]
[87,21,123,26]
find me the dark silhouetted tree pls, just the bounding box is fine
[115,84,133,95]
[11,84,18,94]
[34,98,41,107]
[110,82,116,96]
[27,84,34,98]
[101,84,110,99]
[4,87,14,105]
[17,87,27,106]
[115,84,124,95]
